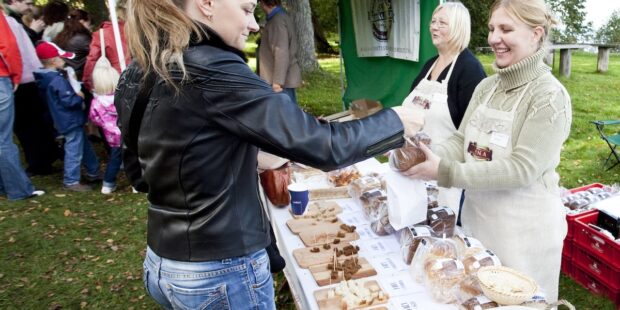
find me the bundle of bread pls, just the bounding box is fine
[410,237,458,283]
[399,225,438,264]
[369,202,395,236]
[327,166,361,187]
[390,132,432,171]
[451,234,485,258]
[461,250,501,276]
[423,258,466,303]
[359,189,388,220]
[328,279,388,309]
[348,174,384,203]
[427,206,456,238]
[562,185,614,212]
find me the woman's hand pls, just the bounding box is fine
[391,106,424,137]
[401,142,440,181]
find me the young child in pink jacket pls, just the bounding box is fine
[88,57,121,194]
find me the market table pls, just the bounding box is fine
[546,44,589,78]
[266,159,459,310]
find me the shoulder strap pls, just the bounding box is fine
[99,30,106,59]
[126,72,156,153]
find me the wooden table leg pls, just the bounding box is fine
[560,48,572,78]
[597,47,610,73]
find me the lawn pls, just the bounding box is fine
[0,51,618,309]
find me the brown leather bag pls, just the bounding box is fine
[259,163,292,207]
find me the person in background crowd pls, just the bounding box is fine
[54,9,92,81]
[258,0,301,104]
[0,10,45,200]
[82,0,130,92]
[42,0,68,42]
[5,8,62,177]
[117,0,422,308]
[4,0,42,43]
[401,0,570,302]
[401,2,485,219]
[34,42,101,192]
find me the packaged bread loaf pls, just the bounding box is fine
[410,237,458,283]
[459,295,498,310]
[451,275,483,302]
[348,173,383,201]
[370,202,395,236]
[452,234,485,258]
[462,249,501,275]
[427,206,456,238]
[399,225,439,264]
[359,189,388,219]
[390,132,432,171]
[423,258,466,303]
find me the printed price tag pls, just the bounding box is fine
[338,200,360,213]
[377,274,424,297]
[355,237,400,257]
[355,225,377,239]
[389,296,420,310]
[368,254,408,275]
[338,211,366,226]
[389,294,457,310]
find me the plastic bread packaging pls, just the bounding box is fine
[389,132,432,172]
[359,189,388,220]
[409,237,458,283]
[458,294,499,310]
[426,182,439,209]
[451,275,484,303]
[327,166,361,187]
[451,234,485,259]
[399,225,438,264]
[423,258,466,304]
[462,249,502,276]
[369,201,395,236]
[347,173,384,201]
[427,206,457,238]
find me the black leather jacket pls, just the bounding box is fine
[115,27,405,262]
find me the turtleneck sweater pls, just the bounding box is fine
[436,48,572,190]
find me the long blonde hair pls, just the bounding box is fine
[92,58,120,95]
[125,0,202,87]
[490,0,558,47]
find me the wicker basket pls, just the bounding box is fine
[477,266,538,305]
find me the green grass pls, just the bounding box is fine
[1,52,619,309]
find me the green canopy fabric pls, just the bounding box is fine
[339,0,440,108]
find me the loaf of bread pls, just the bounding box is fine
[348,174,383,201]
[427,206,456,238]
[423,258,466,303]
[451,275,483,302]
[399,225,436,264]
[460,295,498,310]
[452,234,485,258]
[360,189,388,220]
[370,202,395,236]
[462,249,501,275]
[390,132,432,171]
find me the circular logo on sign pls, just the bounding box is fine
[367,0,394,41]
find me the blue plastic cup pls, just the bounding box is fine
[288,183,309,217]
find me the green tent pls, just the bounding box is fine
[339,0,440,108]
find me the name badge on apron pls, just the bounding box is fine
[489,131,510,148]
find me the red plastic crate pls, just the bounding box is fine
[574,210,620,270]
[566,183,604,239]
[563,238,574,258]
[573,263,620,306]
[573,242,620,288]
[561,254,573,277]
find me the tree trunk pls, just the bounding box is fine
[312,14,336,54]
[287,0,320,73]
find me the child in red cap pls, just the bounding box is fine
[34,41,101,192]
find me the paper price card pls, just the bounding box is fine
[338,211,367,226]
[389,294,458,310]
[368,253,408,275]
[377,274,424,297]
[354,237,400,256]
[355,225,378,240]
[338,199,361,213]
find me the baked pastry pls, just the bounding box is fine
[399,225,436,264]
[462,249,501,275]
[327,166,361,187]
[427,206,456,238]
[391,132,432,171]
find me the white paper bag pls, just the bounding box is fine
[385,169,427,230]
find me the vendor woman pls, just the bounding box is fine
[401,0,571,302]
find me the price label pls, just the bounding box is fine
[377,274,424,297]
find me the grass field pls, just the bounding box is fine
[0,51,619,309]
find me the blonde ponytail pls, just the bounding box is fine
[126,0,203,88]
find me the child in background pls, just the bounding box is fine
[34,41,101,192]
[89,56,121,194]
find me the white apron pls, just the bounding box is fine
[460,79,567,302]
[402,55,462,216]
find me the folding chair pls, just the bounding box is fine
[591,120,620,170]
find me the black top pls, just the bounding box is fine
[410,48,486,129]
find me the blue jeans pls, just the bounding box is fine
[282,88,298,105]
[143,247,275,310]
[103,147,122,187]
[0,77,35,200]
[63,127,100,185]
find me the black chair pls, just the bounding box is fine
[592,120,620,170]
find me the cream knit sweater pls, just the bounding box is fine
[436,48,572,191]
